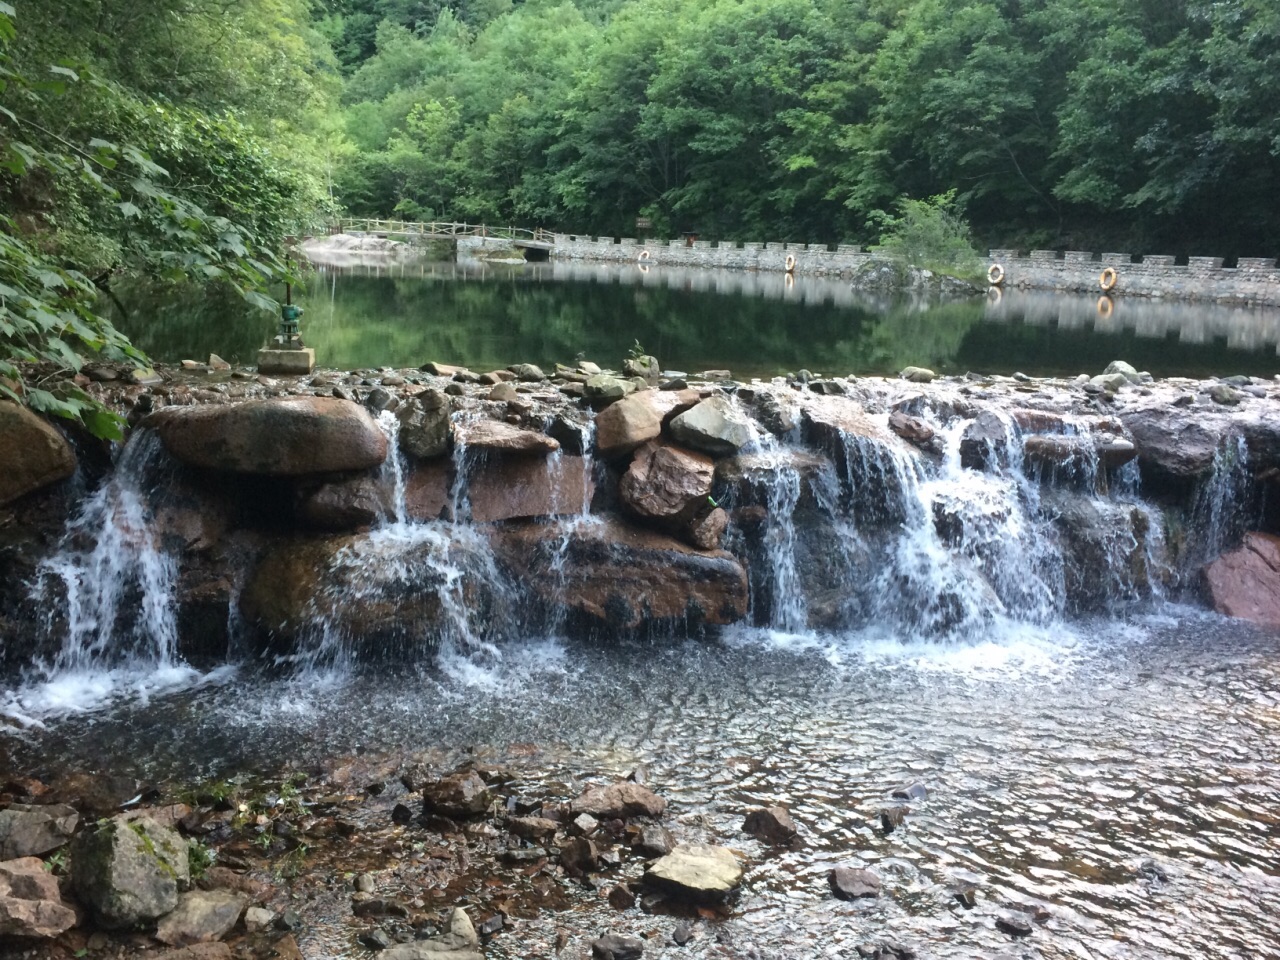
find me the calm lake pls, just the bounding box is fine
[111,259,1280,379]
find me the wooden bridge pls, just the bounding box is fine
[331,219,557,250]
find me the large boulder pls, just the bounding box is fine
[0,402,76,505]
[396,390,452,460]
[455,419,559,454]
[240,532,502,649]
[1119,404,1229,481]
[148,398,387,475]
[1204,532,1280,627]
[71,815,190,928]
[595,393,662,459]
[644,845,743,901]
[155,890,247,946]
[620,443,714,528]
[0,803,78,860]
[466,454,593,523]
[0,856,77,938]
[489,518,748,631]
[669,397,754,457]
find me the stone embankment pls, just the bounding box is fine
[3,352,1280,663]
[554,234,1280,304]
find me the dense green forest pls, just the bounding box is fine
[2,0,1279,428]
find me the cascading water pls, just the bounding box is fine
[4,430,201,724]
[1184,433,1253,575]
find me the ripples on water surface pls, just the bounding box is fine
[6,611,1279,959]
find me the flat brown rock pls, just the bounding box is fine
[148,397,387,475]
[571,782,667,819]
[455,419,559,454]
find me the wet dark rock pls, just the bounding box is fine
[572,782,667,819]
[548,415,591,455]
[742,806,798,845]
[422,771,492,819]
[559,836,599,875]
[353,898,411,919]
[490,519,748,631]
[952,881,977,909]
[360,928,395,951]
[1137,859,1170,883]
[502,847,547,863]
[0,403,76,506]
[465,452,593,523]
[755,391,800,436]
[878,805,907,834]
[392,803,413,825]
[672,923,694,946]
[508,816,558,840]
[632,825,675,858]
[1118,404,1228,480]
[155,890,247,946]
[856,941,916,959]
[829,866,881,900]
[645,845,743,901]
[0,803,78,859]
[607,884,636,911]
[365,387,394,412]
[148,397,388,475]
[296,474,385,531]
[661,378,689,391]
[1204,532,1280,626]
[71,814,190,928]
[275,908,303,931]
[892,782,929,801]
[996,911,1034,937]
[959,411,1011,470]
[591,932,645,959]
[477,913,504,936]
[0,856,76,938]
[396,391,452,459]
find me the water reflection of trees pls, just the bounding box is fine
[105,268,1280,378]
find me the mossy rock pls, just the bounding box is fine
[71,815,190,928]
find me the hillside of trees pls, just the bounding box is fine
[2,0,1278,429]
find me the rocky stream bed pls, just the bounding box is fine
[1,351,1280,958]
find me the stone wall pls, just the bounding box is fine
[551,235,873,278]
[548,234,1280,304]
[987,249,1280,305]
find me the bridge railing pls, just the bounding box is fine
[335,219,557,244]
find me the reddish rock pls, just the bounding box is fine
[571,782,667,819]
[422,771,492,818]
[0,402,76,506]
[404,460,451,521]
[148,397,387,475]
[1010,409,1066,433]
[620,442,714,524]
[466,454,593,523]
[686,507,728,550]
[1204,533,1280,627]
[0,856,76,938]
[888,410,935,447]
[743,806,798,845]
[489,519,749,630]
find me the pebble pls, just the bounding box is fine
[591,933,644,959]
[359,928,394,950]
[830,866,881,900]
[996,912,1034,937]
[892,782,928,801]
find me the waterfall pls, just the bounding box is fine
[1184,433,1253,574]
[32,431,179,670]
[4,430,203,725]
[375,409,408,525]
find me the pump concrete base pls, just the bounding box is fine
[257,347,315,376]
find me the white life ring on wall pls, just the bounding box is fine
[987,263,1005,285]
[785,254,796,273]
[1099,267,1118,292]
[638,249,651,262]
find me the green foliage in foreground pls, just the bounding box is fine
[0,2,329,435]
